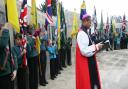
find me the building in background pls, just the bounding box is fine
[0,0,6,25]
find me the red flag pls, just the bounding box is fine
[19,0,28,29]
[122,14,126,31]
[19,0,28,67]
[45,0,53,25]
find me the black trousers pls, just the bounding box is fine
[88,56,101,89]
[67,48,71,65]
[61,48,66,67]
[120,38,125,49]
[0,74,14,89]
[39,50,47,84]
[55,55,59,74]
[58,50,63,70]
[28,56,38,89]
[17,67,29,89]
[50,59,55,78]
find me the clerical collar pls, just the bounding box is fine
[81,25,88,34]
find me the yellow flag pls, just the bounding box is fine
[57,2,61,50]
[81,1,86,9]
[6,0,20,33]
[71,9,78,38]
[112,18,116,34]
[31,0,40,54]
[35,36,41,54]
[31,0,38,28]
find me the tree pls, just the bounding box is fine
[51,0,57,16]
[40,0,57,16]
[40,2,46,13]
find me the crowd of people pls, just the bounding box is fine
[0,23,72,89]
[90,31,128,51]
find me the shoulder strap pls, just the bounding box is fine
[0,47,9,70]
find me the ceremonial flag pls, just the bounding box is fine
[110,18,113,33]
[110,17,116,34]
[6,0,20,33]
[35,36,41,54]
[71,9,78,38]
[80,1,87,20]
[112,18,116,33]
[60,3,67,45]
[105,15,109,33]
[99,12,104,32]
[45,0,53,30]
[92,6,98,34]
[19,0,28,29]
[31,0,38,28]
[57,2,61,50]
[60,3,65,29]
[122,14,126,32]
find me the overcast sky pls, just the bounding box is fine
[25,0,128,23]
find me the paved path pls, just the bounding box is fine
[39,48,76,89]
[98,49,128,89]
[39,49,128,89]
[39,65,75,89]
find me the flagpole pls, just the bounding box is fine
[4,0,8,22]
[50,25,52,41]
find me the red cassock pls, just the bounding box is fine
[76,43,102,89]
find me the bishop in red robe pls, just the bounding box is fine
[76,14,103,89]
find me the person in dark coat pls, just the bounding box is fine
[39,30,48,86]
[47,40,56,80]
[0,23,18,89]
[66,37,72,66]
[12,33,29,89]
[27,26,39,89]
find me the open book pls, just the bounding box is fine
[100,40,111,50]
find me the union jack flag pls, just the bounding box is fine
[45,0,53,29]
[19,0,28,67]
[19,0,28,32]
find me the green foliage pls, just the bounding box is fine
[51,0,57,16]
[40,0,57,16]
[40,2,46,13]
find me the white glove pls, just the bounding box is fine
[11,70,17,81]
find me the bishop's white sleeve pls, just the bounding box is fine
[77,31,96,57]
